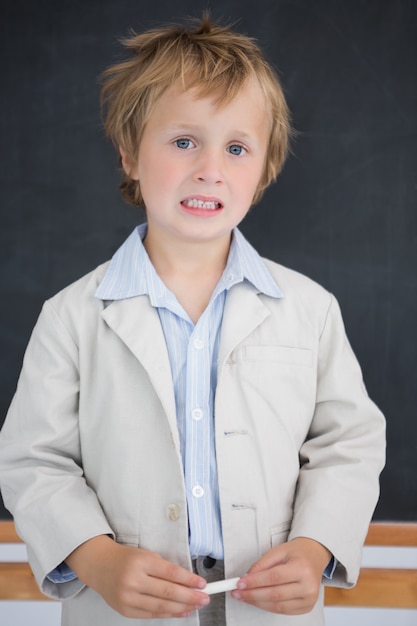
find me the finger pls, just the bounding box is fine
[238,562,300,592]
[147,580,209,606]
[234,580,300,604]
[119,586,209,619]
[128,580,209,611]
[145,554,206,590]
[123,610,195,620]
[241,597,316,616]
[247,544,289,574]
[232,584,314,616]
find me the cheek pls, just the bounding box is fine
[140,161,183,203]
[237,166,264,198]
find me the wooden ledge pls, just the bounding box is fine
[0,520,21,543]
[365,522,417,547]
[0,562,50,601]
[325,567,417,608]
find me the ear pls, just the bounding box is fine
[119,146,139,180]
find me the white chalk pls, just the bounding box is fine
[203,577,240,595]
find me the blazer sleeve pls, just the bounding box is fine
[287,294,386,587]
[0,300,114,599]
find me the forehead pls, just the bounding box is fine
[183,71,268,109]
[147,76,270,129]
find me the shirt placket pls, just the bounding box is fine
[185,313,212,555]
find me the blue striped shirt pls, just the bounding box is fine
[95,224,283,559]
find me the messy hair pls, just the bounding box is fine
[101,14,291,207]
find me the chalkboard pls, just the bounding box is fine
[1,0,416,521]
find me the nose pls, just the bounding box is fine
[193,148,224,185]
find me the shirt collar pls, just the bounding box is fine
[95,223,283,301]
[225,228,283,298]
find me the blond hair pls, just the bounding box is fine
[101,15,291,206]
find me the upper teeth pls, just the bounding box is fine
[184,199,219,209]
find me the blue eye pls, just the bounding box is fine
[174,138,194,149]
[227,144,246,156]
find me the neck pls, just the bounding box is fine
[142,226,233,323]
[143,228,232,278]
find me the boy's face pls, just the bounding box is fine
[124,77,269,250]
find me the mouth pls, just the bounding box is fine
[181,197,223,211]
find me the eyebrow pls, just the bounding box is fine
[166,123,256,139]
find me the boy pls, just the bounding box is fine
[0,16,385,626]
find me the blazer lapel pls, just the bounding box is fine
[101,296,178,442]
[218,282,271,368]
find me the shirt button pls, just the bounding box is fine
[192,408,203,421]
[192,485,205,498]
[166,504,180,521]
[193,338,204,350]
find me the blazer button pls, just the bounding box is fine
[166,504,181,521]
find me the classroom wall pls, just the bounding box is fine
[1,0,416,529]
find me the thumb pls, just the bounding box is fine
[247,542,290,574]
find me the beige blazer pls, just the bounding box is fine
[0,258,385,626]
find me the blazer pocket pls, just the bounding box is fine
[270,521,291,547]
[115,534,140,547]
[243,345,313,367]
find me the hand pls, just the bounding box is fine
[66,535,209,619]
[232,537,331,615]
